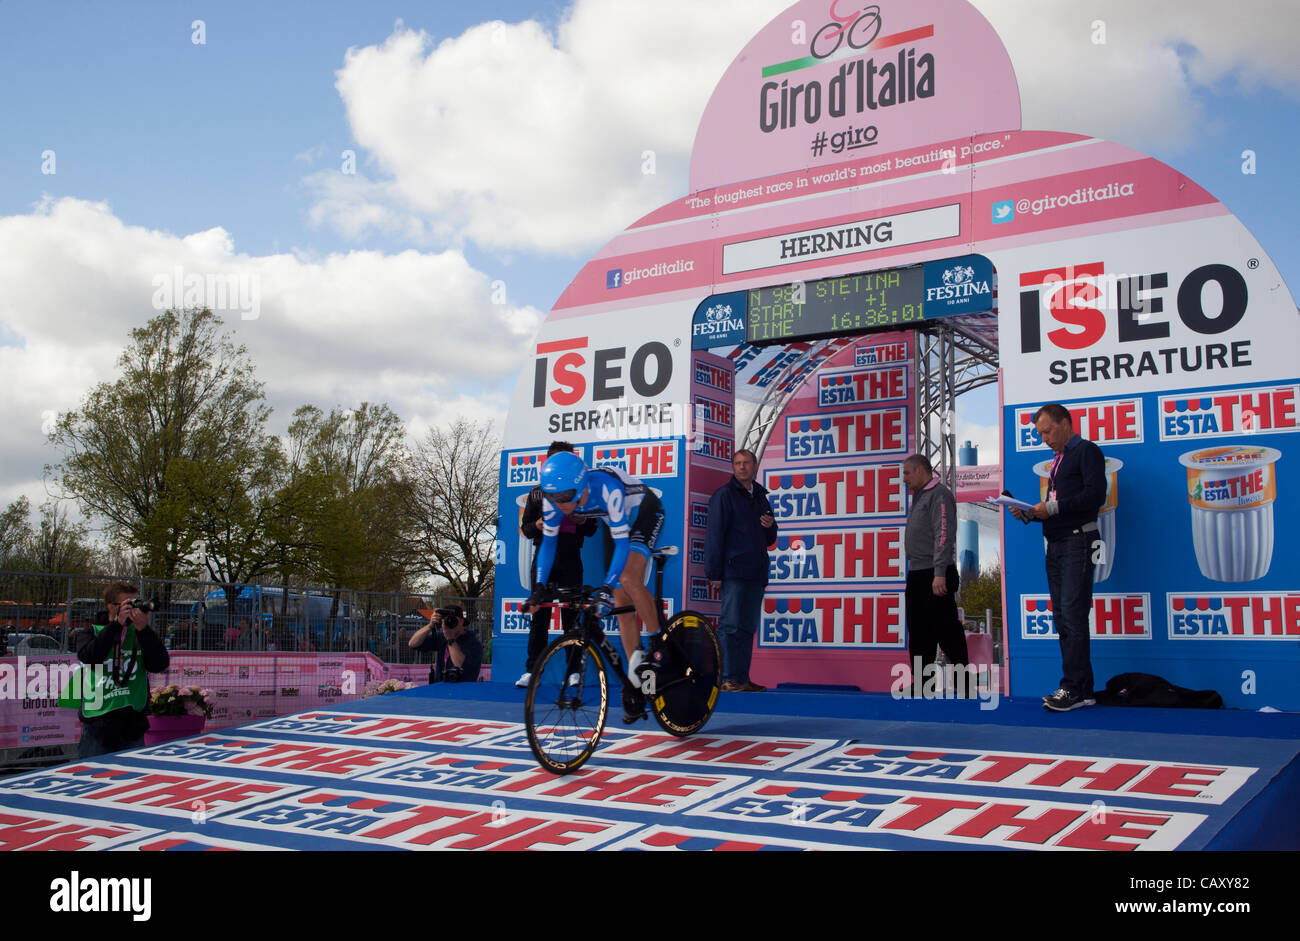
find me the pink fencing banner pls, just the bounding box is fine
[0,652,492,749]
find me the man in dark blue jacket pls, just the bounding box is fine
[706,449,777,692]
[1013,403,1107,712]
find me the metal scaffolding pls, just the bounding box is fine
[738,337,856,460]
[914,313,999,490]
[735,315,999,482]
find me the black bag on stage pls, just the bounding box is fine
[1094,672,1223,709]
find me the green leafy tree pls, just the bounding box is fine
[286,403,411,624]
[959,563,1003,628]
[0,497,31,569]
[166,435,322,620]
[48,307,268,580]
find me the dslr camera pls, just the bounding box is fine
[436,606,461,628]
[128,595,160,613]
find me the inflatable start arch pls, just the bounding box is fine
[496,0,1300,709]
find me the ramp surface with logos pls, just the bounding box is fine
[0,685,1295,851]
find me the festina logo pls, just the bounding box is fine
[926,279,990,301]
[49,870,152,921]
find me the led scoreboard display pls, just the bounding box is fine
[744,256,993,344]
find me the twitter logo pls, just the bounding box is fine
[992,200,1015,224]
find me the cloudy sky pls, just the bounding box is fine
[1,0,1297,534]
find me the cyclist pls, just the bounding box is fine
[528,451,664,722]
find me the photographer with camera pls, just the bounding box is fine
[69,581,170,757]
[407,604,481,684]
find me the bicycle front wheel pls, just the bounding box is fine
[524,635,608,774]
[649,611,721,737]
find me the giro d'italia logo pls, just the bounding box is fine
[764,3,886,76]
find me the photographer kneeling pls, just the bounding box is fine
[408,605,481,684]
[68,581,170,757]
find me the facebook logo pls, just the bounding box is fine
[991,200,1015,224]
[606,269,623,289]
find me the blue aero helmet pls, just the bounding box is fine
[539,451,589,504]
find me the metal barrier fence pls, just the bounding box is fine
[0,570,493,774]
[0,570,491,662]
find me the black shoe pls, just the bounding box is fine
[621,684,647,724]
[1043,688,1095,712]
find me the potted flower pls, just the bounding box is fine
[362,678,416,698]
[144,684,214,745]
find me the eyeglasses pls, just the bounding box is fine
[543,489,578,504]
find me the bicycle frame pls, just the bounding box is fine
[525,548,719,772]
[537,548,677,696]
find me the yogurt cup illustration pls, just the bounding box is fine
[1179,446,1281,582]
[516,492,535,589]
[1033,456,1123,583]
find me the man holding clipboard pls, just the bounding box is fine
[1004,404,1107,712]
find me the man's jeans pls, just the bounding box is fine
[719,579,765,684]
[1045,532,1095,696]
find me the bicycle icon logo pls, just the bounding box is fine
[810,2,882,60]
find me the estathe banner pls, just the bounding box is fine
[998,213,1298,706]
[497,0,1298,706]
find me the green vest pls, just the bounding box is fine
[58,622,149,717]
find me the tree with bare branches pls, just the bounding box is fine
[400,419,500,598]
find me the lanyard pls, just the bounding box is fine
[1047,451,1064,496]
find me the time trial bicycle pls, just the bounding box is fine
[523,546,721,775]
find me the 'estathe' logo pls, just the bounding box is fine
[500,600,533,634]
[1157,385,1299,441]
[759,593,903,647]
[1014,398,1143,451]
[818,365,908,407]
[1020,594,1151,639]
[591,442,678,479]
[690,498,709,529]
[766,465,906,522]
[693,359,734,393]
[758,5,936,133]
[1168,593,1300,639]
[855,342,908,367]
[768,528,903,583]
[784,407,907,461]
[506,449,549,488]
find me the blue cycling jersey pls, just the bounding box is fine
[536,467,650,589]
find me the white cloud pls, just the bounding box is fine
[955,415,1001,466]
[313,0,790,254]
[309,0,1300,255]
[0,197,542,509]
[971,0,1300,152]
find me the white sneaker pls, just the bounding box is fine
[515,672,531,688]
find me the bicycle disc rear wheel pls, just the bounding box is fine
[649,611,721,737]
[524,636,608,774]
